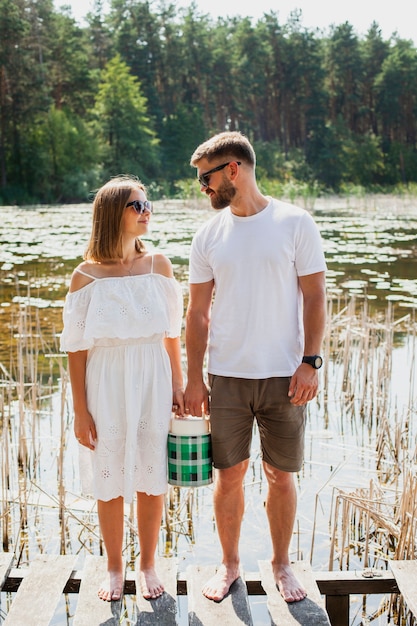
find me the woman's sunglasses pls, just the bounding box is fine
[126,200,153,214]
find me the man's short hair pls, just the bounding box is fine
[190,131,256,167]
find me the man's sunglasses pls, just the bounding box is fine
[198,161,241,188]
[126,200,153,214]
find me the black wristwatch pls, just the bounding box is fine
[302,355,323,369]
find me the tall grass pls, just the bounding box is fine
[311,297,417,624]
[320,299,417,570]
[1,294,417,623]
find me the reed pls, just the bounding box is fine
[1,294,417,624]
[317,298,417,623]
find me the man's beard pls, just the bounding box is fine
[209,178,236,210]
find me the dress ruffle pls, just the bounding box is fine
[60,274,183,353]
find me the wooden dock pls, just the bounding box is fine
[0,552,415,625]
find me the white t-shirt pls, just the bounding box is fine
[189,197,327,378]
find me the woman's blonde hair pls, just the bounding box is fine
[84,176,147,262]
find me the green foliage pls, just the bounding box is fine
[91,54,159,182]
[382,142,417,185]
[1,0,417,203]
[24,106,100,202]
[173,179,202,200]
[160,105,206,180]
[343,132,385,186]
[253,141,288,178]
[374,39,417,146]
[305,119,347,190]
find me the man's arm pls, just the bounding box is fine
[184,280,214,416]
[288,271,326,406]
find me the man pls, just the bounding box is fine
[184,131,326,603]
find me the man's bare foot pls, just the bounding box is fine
[272,563,307,603]
[98,570,124,602]
[139,567,164,599]
[202,564,240,602]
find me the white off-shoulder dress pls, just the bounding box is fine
[60,259,183,503]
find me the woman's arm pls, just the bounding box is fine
[163,336,185,415]
[68,350,97,449]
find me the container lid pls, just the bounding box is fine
[169,416,210,435]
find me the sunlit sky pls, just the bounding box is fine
[55,0,417,43]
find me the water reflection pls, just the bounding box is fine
[1,196,417,307]
[2,196,417,367]
[1,196,416,381]
[314,197,417,309]
[1,195,417,625]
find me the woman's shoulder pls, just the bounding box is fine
[69,261,98,293]
[151,253,174,279]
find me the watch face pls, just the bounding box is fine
[303,355,323,369]
[314,356,323,369]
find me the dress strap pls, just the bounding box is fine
[150,254,154,274]
[74,267,97,280]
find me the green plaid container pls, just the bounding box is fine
[167,433,213,487]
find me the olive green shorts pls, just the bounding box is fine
[208,375,306,472]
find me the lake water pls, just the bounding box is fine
[1,194,417,625]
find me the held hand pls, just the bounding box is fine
[288,364,319,406]
[172,387,185,416]
[74,411,97,450]
[184,381,210,417]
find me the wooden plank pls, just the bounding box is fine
[3,554,77,626]
[187,564,253,626]
[258,560,331,626]
[0,563,401,596]
[325,594,349,626]
[135,557,178,625]
[390,560,417,617]
[73,555,126,626]
[314,568,398,595]
[0,553,14,589]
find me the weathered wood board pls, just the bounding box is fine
[73,554,126,626]
[258,560,331,626]
[187,564,253,625]
[3,553,77,626]
[135,557,178,625]
[0,553,14,589]
[390,560,417,618]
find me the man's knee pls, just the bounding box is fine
[215,459,249,489]
[263,462,295,491]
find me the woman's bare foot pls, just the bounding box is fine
[98,569,124,602]
[202,564,240,602]
[272,563,307,603]
[139,566,164,599]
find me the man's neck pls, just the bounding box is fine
[229,191,269,217]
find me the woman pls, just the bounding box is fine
[60,176,184,601]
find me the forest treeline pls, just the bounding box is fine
[1,0,417,204]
